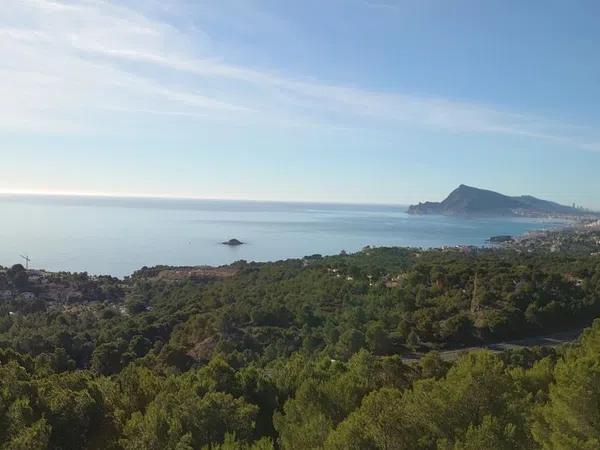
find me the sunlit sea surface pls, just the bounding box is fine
[0,194,568,277]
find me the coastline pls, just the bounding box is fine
[3,217,597,281]
[0,194,586,277]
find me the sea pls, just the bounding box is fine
[0,194,568,278]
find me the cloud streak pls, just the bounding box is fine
[0,0,598,151]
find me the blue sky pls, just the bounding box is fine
[1,0,600,207]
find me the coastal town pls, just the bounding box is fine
[501,219,600,255]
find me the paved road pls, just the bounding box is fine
[403,328,585,362]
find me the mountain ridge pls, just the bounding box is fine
[408,185,590,217]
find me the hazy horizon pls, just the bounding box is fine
[0,184,596,212]
[0,190,410,207]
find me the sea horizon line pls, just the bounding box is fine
[0,190,410,209]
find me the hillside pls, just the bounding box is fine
[408,184,587,217]
[2,243,600,449]
[0,244,600,450]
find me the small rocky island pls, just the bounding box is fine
[222,238,244,246]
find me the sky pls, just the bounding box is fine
[1,0,600,207]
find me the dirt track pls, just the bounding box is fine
[403,328,584,362]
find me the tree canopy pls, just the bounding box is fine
[1,245,600,448]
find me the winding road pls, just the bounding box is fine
[403,328,585,362]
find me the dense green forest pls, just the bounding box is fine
[1,245,600,449]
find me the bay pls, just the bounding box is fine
[0,194,567,277]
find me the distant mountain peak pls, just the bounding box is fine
[408,185,588,218]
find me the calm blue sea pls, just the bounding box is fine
[0,194,567,277]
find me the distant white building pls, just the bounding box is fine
[27,270,49,284]
[27,269,44,276]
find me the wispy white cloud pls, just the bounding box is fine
[0,0,598,151]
